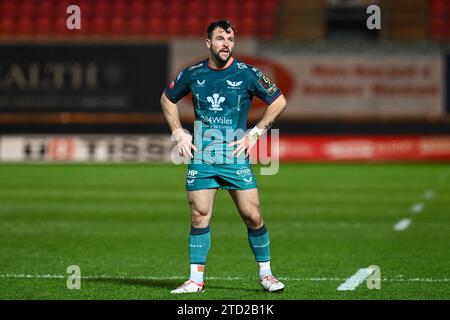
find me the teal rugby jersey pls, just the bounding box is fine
[165,58,282,164]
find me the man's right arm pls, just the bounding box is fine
[160,92,197,159]
[160,92,183,133]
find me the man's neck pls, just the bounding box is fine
[208,56,234,70]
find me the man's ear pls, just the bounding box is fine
[206,38,211,49]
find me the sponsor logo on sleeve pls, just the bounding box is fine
[252,67,263,77]
[188,62,204,71]
[258,75,278,96]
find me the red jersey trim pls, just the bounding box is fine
[207,57,235,71]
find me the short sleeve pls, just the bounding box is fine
[248,67,282,105]
[164,69,190,103]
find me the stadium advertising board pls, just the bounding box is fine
[0,44,168,113]
[0,135,174,162]
[277,136,450,161]
[276,55,444,118]
[1,135,450,162]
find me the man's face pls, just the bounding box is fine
[207,27,235,63]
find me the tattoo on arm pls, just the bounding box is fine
[265,121,273,130]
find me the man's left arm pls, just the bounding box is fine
[230,94,287,157]
[255,94,287,132]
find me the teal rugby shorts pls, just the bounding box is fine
[186,163,257,191]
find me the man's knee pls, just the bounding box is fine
[191,207,211,228]
[242,205,263,229]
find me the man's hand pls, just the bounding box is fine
[228,126,263,158]
[172,128,198,159]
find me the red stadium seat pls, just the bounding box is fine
[205,2,221,21]
[129,17,145,35]
[36,0,53,19]
[186,0,203,19]
[166,17,182,37]
[0,0,17,19]
[146,17,164,37]
[54,16,69,37]
[0,17,14,36]
[16,17,33,36]
[130,0,147,19]
[238,17,257,37]
[224,1,239,20]
[111,0,127,19]
[93,0,109,18]
[35,16,52,36]
[261,0,277,16]
[147,0,166,19]
[242,0,258,19]
[185,17,202,36]
[91,16,107,36]
[18,0,35,19]
[167,0,184,20]
[430,0,446,14]
[109,16,126,36]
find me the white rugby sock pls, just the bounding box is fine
[190,264,205,284]
[258,261,272,278]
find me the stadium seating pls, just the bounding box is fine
[429,0,450,40]
[0,0,279,39]
[0,0,448,40]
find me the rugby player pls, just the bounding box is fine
[161,20,287,294]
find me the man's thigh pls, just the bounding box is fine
[187,188,218,217]
[228,188,261,215]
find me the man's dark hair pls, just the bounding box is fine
[207,20,235,39]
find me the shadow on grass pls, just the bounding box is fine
[86,278,180,290]
[207,284,263,293]
[85,278,263,293]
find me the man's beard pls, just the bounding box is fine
[211,47,232,64]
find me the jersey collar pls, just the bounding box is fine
[207,57,235,71]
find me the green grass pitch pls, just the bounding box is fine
[0,163,449,300]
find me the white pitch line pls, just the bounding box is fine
[0,274,449,282]
[394,218,412,231]
[336,268,375,291]
[411,203,424,214]
[423,190,435,200]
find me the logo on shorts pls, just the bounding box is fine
[188,170,198,177]
[187,170,198,185]
[236,167,253,183]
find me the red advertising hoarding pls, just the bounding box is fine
[276,135,450,161]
